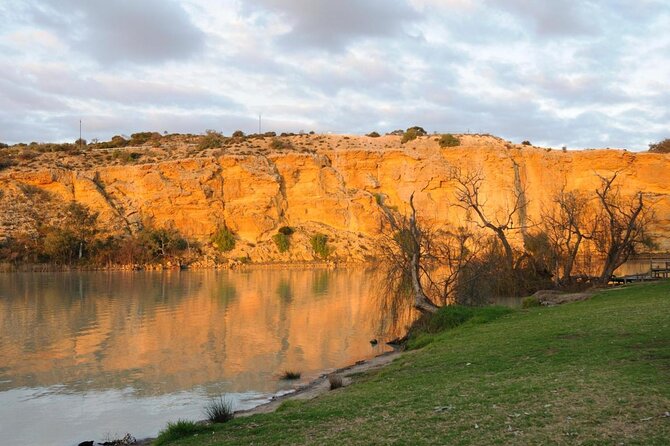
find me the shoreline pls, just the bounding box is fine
[0,260,371,274]
[132,350,401,445]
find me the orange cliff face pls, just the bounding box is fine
[0,134,668,261]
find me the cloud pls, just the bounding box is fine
[28,0,205,65]
[485,0,594,37]
[0,0,668,151]
[244,0,420,51]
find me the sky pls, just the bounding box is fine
[0,0,668,150]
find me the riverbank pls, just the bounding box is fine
[158,281,670,445]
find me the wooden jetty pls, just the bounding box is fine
[651,260,670,279]
[610,257,670,284]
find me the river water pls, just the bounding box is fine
[0,269,389,446]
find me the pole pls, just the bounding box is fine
[79,119,82,150]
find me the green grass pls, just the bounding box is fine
[154,420,207,446]
[159,281,670,445]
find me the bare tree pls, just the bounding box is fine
[593,172,654,283]
[451,168,526,271]
[377,193,440,316]
[541,190,595,283]
[375,191,484,331]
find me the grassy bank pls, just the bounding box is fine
[160,282,670,445]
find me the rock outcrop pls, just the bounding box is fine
[1,134,668,262]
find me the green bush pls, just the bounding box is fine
[278,226,294,236]
[155,420,205,446]
[521,140,532,146]
[366,131,381,138]
[522,296,541,308]
[112,150,141,163]
[438,134,460,148]
[648,138,670,153]
[129,132,160,146]
[273,233,290,253]
[310,233,331,259]
[199,130,224,150]
[232,130,245,138]
[269,138,293,151]
[401,126,427,144]
[212,226,236,252]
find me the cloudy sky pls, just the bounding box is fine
[0,0,668,150]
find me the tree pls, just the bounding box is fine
[401,126,427,143]
[41,202,100,263]
[452,168,526,271]
[593,172,654,283]
[377,193,440,315]
[376,193,482,321]
[541,190,595,283]
[648,138,670,153]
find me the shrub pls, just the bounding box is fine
[278,226,294,236]
[0,155,15,171]
[281,370,301,380]
[521,140,532,146]
[199,130,224,150]
[648,138,670,153]
[328,374,343,390]
[438,134,460,148]
[155,420,205,446]
[129,132,161,146]
[204,396,234,423]
[273,233,290,253]
[139,227,189,260]
[373,193,383,206]
[522,296,541,308]
[310,233,331,259]
[0,142,8,149]
[269,138,293,151]
[17,150,39,160]
[112,150,141,163]
[387,129,405,136]
[212,226,235,252]
[110,135,128,148]
[366,131,381,138]
[401,126,427,144]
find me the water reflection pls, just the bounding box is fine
[0,269,388,445]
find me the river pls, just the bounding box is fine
[0,269,389,446]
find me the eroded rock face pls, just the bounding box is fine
[1,135,668,262]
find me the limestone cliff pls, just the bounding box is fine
[1,134,668,263]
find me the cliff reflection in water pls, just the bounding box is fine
[0,269,387,397]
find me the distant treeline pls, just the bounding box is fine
[0,202,198,268]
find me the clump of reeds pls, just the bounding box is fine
[204,395,234,423]
[281,370,301,380]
